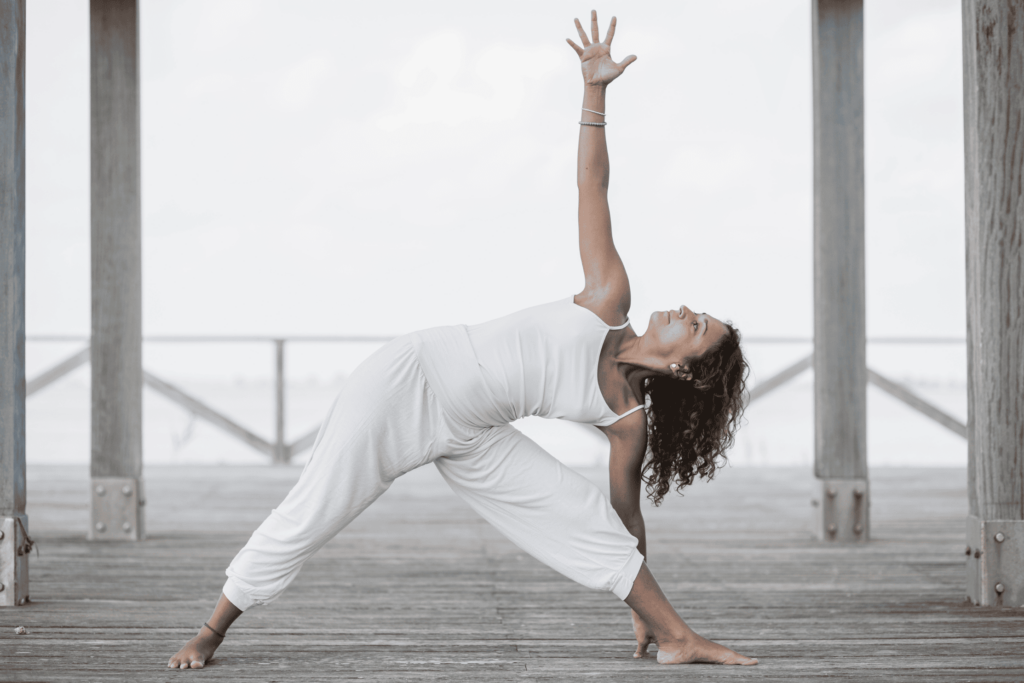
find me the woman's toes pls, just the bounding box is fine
[180,660,190,669]
[190,659,205,669]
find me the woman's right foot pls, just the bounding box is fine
[655,633,758,666]
[167,629,224,669]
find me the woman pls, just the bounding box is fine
[169,11,756,669]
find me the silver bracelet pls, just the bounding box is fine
[582,107,606,116]
[579,121,607,127]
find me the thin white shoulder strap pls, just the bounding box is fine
[607,318,630,330]
[608,404,645,424]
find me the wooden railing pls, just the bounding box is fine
[25,335,967,463]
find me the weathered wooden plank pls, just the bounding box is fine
[747,355,811,403]
[962,0,1024,609]
[143,372,275,458]
[25,347,90,397]
[962,0,1024,523]
[273,339,287,464]
[0,0,28,609]
[90,0,142,485]
[867,369,967,438]
[0,0,26,521]
[812,0,866,483]
[4,465,1021,680]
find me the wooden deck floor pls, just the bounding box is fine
[2,463,1022,681]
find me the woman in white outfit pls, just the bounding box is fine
[169,11,757,669]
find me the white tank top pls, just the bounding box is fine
[411,297,645,430]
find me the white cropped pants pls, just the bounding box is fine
[223,336,644,611]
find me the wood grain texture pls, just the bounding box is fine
[0,0,26,518]
[2,464,1021,680]
[962,0,1024,521]
[812,0,867,481]
[90,0,142,481]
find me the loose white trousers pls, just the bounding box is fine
[223,336,643,611]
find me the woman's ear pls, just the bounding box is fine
[669,362,693,381]
[680,364,693,382]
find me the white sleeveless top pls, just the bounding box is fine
[411,297,645,430]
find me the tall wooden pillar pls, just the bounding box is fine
[0,0,29,606]
[962,0,1024,607]
[90,0,144,541]
[811,0,868,543]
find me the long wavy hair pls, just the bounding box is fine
[641,324,748,505]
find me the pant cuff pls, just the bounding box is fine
[610,547,645,601]
[222,577,257,612]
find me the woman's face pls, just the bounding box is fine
[647,305,727,369]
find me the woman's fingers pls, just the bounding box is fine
[574,17,590,46]
[604,16,617,46]
[590,10,600,43]
[566,38,584,56]
[618,54,637,70]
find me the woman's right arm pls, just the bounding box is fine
[567,13,636,325]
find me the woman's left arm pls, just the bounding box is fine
[601,410,657,655]
[601,410,648,558]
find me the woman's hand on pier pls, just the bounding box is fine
[631,609,657,658]
[566,11,636,87]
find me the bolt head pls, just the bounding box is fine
[121,485,132,496]
[995,532,1006,543]
[974,549,982,558]
[854,488,864,498]
[95,522,107,533]
[827,524,837,534]
[95,485,106,496]
[0,530,4,541]
[0,583,5,592]
[827,488,837,498]
[122,522,132,532]
[17,598,25,606]
[854,524,863,534]
[966,546,972,555]
[995,583,1005,594]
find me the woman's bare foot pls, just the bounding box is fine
[655,633,758,666]
[167,628,223,669]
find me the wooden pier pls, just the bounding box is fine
[1,464,1022,682]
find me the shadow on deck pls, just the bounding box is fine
[1,464,1022,682]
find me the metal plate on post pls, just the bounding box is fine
[89,477,145,541]
[966,515,1024,607]
[0,515,30,606]
[812,478,869,543]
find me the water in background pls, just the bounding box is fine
[25,339,967,469]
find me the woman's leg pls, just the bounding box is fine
[168,337,443,669]
[433,424,756,665]
[434,424,645,598]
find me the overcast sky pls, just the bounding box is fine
[25,0,965,378]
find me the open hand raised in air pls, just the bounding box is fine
[566,10,637,86]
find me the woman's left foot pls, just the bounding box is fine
[655,634,758,665]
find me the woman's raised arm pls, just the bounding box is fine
[567,12,636,325]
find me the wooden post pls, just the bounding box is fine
[274,339,287,464]
[811,0,868,543]
[90,0,144,541]
[962,0,1024,608]
[0,0,29,606]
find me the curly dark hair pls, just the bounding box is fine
[641,323,748,505]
